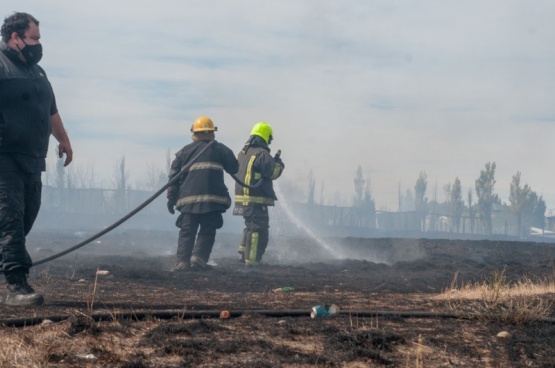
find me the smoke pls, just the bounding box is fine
[268,183,428,265]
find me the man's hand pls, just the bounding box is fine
[58,142,73,167]
[50,112,73,166]
[167,201,176,214]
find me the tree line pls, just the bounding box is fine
[341,162,546,237]
[46,153,548,238]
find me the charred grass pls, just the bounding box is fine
[1,236,555,367]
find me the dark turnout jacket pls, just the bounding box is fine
[234,136,283,208]
[167,139,238,214]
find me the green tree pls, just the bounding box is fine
[475,162,498,235]
[112,156,129,213]
[467,189,474,234]
[399,187,415,212]
[509,172,547,237]
[509,171,532,237]
[414,171,428,230]
[352,166,376,228]
[532,195,546,230]
[353,165,365,206]
[361,178,376,228]
[445,177,464,232]
[363,183,375,209]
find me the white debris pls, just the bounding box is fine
[496,331,510,339]
[77,353,96,360]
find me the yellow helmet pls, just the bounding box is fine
[191,116,218,132]
[250,122,273,144]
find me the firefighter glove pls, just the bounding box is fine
[274,155,284,169]
[167,200,176,215]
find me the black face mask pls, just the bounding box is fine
[18,40,43,65]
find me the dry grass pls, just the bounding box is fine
[0,322,84,367]
[404,334,429,368]
[0,317,148,367]
[438,267,555,324]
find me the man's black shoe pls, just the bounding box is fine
[3,271,44,306]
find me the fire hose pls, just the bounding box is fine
[2,309,555,327]
[34,141,275,266]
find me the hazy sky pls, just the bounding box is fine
[5,1,555,211]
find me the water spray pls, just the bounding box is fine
[273,182,342,259]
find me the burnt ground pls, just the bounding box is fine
[0,230,554,367]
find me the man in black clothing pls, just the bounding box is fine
[0,12,73,306]
[167,116,238,271]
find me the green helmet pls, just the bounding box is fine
[250,122,273,144]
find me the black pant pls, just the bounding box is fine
[176,212,223,263]
[0,171,41,274]
[238,206,269,265]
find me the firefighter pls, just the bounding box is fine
[167,116,238,271]
[233,122,284,267]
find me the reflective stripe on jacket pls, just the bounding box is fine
[167,140,238,214]
[234,138,283,208]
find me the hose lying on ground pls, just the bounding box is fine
[34,141,217,266]
[33,140,270,266]
[2,309,554,328]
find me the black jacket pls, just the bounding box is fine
[167,139,238,214]
[0,41,57,170]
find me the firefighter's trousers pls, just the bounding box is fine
[238,206,269,266]
[176,212,223,264]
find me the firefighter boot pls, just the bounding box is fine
[173,261,190,272]
[238,243,246,263]
[190,256,213,271]
[3,270,45,306]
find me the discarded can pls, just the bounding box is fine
[311,304,339,318]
